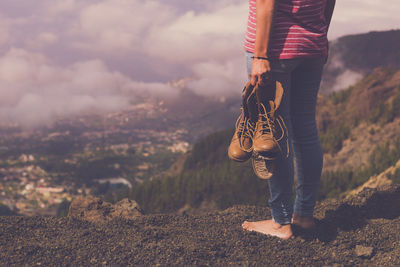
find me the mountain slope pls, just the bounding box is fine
[130,67,400,213]
[1,185,400,266]
[315,67,400,199]
[130,129,270,214]
[330,30,400,72]
[318,67,400,172]
[321,29,400,93]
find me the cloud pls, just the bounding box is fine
[0,0,398,126]
[46,0,80,15]
[70,0,174,53]
[145,3,247,63]
[0,48,177,127]
[0,24,9,47]
[143,2,248,98]
[328,0,399,39]
[34,32,58,46]
[22,32,59,50]
[331,70,363,92]
[187,57,247,97]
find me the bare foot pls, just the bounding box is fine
[242,219,293,239]
[292,214,315,230]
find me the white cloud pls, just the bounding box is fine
[0,24,9,47]
[65,0,249,98]
[0,0,398,126]
[46,0,79,15]
[36,32,58,45]
[26,32,58,49]
[188,57,247,97]
[0,48,177,127]
[145,3,247,63]
[328,0,399,39]
[0,48,50,85]
[331,70,363,91]
[70,0,174,53]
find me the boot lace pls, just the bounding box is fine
[235,109,255,152]
[257,102,289,158]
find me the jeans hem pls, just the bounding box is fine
[293,209,314,218]
[272,216,292,225]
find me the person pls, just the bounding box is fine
[239,0,336,239]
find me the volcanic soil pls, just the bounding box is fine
[1,185,400,266]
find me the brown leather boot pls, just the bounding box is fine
[252,101,281,159]
[228,108,255,162]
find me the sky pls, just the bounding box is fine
[0,0,398,126]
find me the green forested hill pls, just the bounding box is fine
[318,67,400,154]
[131,128,400,214]
[332,30,400,71]
[317,67,400,199]
[131,129,270,213]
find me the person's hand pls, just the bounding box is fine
[251,58,271,86]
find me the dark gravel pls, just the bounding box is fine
[1,185,400,266]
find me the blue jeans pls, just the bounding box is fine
[246,51,325,224]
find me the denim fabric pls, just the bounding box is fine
[246,51,325,224]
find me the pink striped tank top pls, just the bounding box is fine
[244,0,328,59]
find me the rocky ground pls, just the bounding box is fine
[1,185,400,266]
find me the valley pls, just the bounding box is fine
[1,29,400,216]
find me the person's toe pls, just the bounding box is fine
[242,221,251,230]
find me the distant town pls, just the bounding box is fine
[0,100,191,216]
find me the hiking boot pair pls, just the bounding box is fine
[228,81,286,163]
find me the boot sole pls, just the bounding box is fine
[228,153,252,162]
[252,156,275,179]
[252,149,279,160]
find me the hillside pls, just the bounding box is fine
[316,67,400,198]
[330,30,400,72]
[131,129,270,214]
[131,67,400,214]
[1,185,400,266]
[321,29,400,94]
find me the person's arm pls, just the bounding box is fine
[251,0,275,86]
[324,0,336,29]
